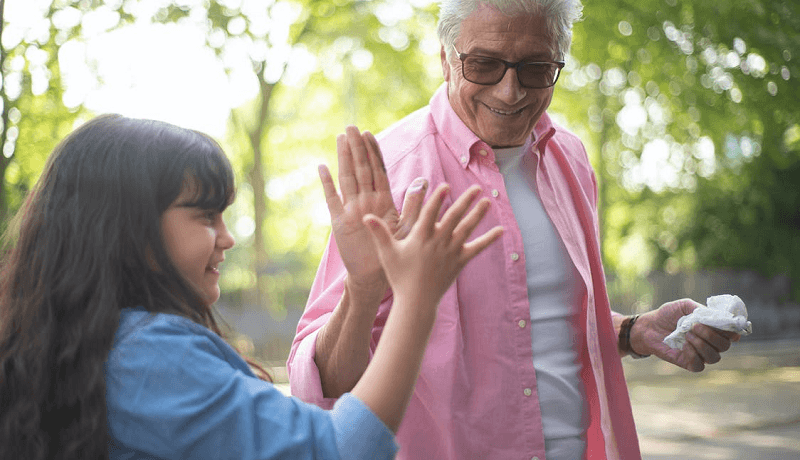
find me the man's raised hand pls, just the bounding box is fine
[318,126,427,299]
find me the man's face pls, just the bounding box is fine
[442,6,557,148]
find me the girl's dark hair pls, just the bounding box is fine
[0,114,262,460]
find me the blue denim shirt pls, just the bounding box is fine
[105,307,397,459]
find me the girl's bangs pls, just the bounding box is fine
[179,139,235,211]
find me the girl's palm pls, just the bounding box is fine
[364,184,503,308]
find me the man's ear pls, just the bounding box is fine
[441,45,451,83]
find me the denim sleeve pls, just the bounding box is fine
[106,315,392,460]
[330,393,399,459]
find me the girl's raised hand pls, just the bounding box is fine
[362,184,503,311]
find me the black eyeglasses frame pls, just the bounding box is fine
[453,46,566,89]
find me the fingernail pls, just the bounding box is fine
[408,177,427,193]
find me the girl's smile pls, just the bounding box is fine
[160,187,235,306]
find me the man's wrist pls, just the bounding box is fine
[345,275,389,309]
[619,314,651,359]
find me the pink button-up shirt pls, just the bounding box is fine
[288,84,641,460]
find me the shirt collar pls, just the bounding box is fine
[430,83,558,169]
[533,111,557,156]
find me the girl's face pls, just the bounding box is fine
[160,186,235,306]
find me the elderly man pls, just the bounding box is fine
[289,1,740,459]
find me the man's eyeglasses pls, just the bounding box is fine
[453,47,565,89]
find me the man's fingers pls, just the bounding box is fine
[692,324,734,353]
[363,131,391,193]
[678,299,703,316]
[319,165,344,217]
[686,325,738,368]
[686,330,722,365]
[395,178,428,239]
[717,329,742,343]
[679,340,706,372]
[337,133,358,199]
[346,126,375,194]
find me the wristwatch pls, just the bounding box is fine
[619,314,651,359]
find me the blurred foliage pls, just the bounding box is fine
[2,0,96,223]
[2,0,799,324]
[151,0,442,317]
[2,0,441,320]
[0,0,142,222]
[554,0,800,304]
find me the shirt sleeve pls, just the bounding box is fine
[286,324,339,409]
[286,239,349,408]
[106,316,397,460]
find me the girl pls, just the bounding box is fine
[0,114,502,459]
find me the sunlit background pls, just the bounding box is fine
[5,0,798,335]
[2,1,799,456]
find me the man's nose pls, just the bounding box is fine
[492,68,527,105]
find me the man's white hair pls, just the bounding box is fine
[437,0,583,59]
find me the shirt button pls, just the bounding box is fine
[532,457,540,460]
[491,189,499,198]
[523,388,532,396]
[518,320,527,328]
[479,149,488,156]
[510,252,520,261]
[460,155,468,164]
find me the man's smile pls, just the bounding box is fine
[484,103,525,116]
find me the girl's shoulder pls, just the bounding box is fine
[115,307,212,340]
[110,307,253,377]
[106,309,340,460]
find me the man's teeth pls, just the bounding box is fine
[489,107,523,115]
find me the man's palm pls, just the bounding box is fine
[320,126,426,290]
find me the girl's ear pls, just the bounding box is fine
[146,246,161,272]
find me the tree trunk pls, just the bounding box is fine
[248,75,274,310]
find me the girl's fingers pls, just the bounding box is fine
[362,214,394,252]
[395,178,428,239]
[461,226,504,262]
[416,183,450,236]
[319,165,344,218]
[450,198,491,246]
[363,131,391,193]
[438,185,483,235]
[346,126,375,195]
[336,133,358,200]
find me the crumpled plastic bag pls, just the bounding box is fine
[663,294,753,349]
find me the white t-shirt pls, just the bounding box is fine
[495,140,587,460]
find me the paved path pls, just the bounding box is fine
[274,339,800,458]
[624,338,800,460]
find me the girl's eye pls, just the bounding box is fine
[201,210,217,224]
